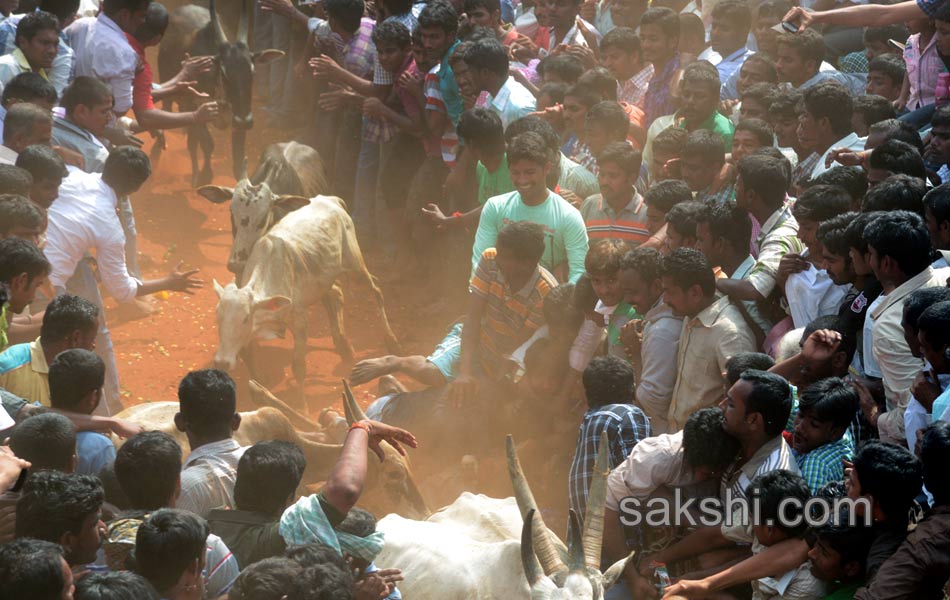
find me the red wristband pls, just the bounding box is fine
[348,421,370,434]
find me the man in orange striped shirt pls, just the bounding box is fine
[580,142,650,246]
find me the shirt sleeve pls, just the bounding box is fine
[472,199,500,275]
[469,252,496,299]
[93,214,140,303]
[569,319,605,372]
[48,43,73,98]
[714,316,756,374]
[747,234,797,297]
[96,49,137,115]
[636,319,680,431]
[853,529,943,600]
[563,206,590,283]
[132,59,155,112]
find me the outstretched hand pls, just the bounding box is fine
[358,420,418,462]
[166,262,203,294]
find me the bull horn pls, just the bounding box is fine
[237,0,249,45]
[209,0,226,45]
[247,379,320,432]
[342,379,368,425]
[581,431,610,570]
[567,509,585,575]
[507,435,569,575]
[521,509,545,585]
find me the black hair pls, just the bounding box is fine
[228,557,302,600]
[177,369,237,439]
[134,509,209,594]
[934,104,950,129]
[582,355,635,408]
[463,37,508,77]
[924,183,950,227]
[620,246,662,282]
[0,538,68,600]
[15,144,67,183]
[809,166,868,203]
[802,81,854,137]
[505,117,561,166]
[15,470,104,542]
[777,29,825,67]
[102,147,151,196]
[659,247,715,296]
[48,348,105,411]
[903,287,950,334]
[542,283,582,329]
[792,184,851,223]
[863,23,909,45]
[639,6,679,41]
[131,1,169,42]
[564,82,602,110]
[8,412,76,472]
[288,564,354,600]
[737,153,788,208]
[536,54,584,84]
[853,94,897,129]
[284,543,348,571]
[867,118,924,153]
[15,11,59,43]
[234,440,306,515]
[921,421,950,505]
[372,20,410,51]
[801,314,858,366]
[0,72,57,107]
[682,407,741,470]
[739,56,778,85]
[696,201,752,256]
[768,89,803,120]
[851,441,922,523]
[3,102,51,146]
[652,127,688,159]
[867,54,906,85]
[810,518,877,576]
[102,0,150,17]
[336,507,378,538]
[463,0,501,15]
[325,0,365,33]
[495,220,546,265]
[573,272,598,312]
[0,193,44,236]
[586,101,629,139]
[740,370,793,437]
[665,200,704,241]
[0,237,50,283]
[797,377,859,430]
[746,470,811,536]
[712,0,751,31]
[863,210,932,275]
[597,141,641,173]
[645,179,692,214]
[735,118,774,148]
[538,82,568,105]
[61,76,114,115]
[74,571,161,600]
[456,108,505,155]
[0,165,33,195]
[418,0,459,34]
[506,131,551,166]
[758,0,793,19]
[868,140,926,180]
[863,174,926,216]
[844,210,884,255]
[577,67,620,101]
[600,26,641,55]
[681,60,721,96]
[683,129,725,165]
[725,352,775,385]
[114,431,183,510]
[40,293,99,342]
[917,300,950,355]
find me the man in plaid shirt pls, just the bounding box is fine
[791,377,857,493]
[569,355,650,521]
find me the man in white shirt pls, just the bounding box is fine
[1,101,50,164]
[697,0,755,86]
[174,369,248,519]
[461,37,536,128]
[44,147,202,413]
[66,0,149,118]
[800,81,865,181]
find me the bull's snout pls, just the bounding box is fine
[232,114,254,130]
[212,354,237,372]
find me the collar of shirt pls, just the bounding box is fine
[184,438,243,469]
[29,336,49,374]
[691,294,733,328]
[97,12,124,36]
[0,144,18,164]
[730,254,757,280]
[757,206,794,245]
[597,192,643,217]
[488,76,515,112]
[54,115,107,149]
[496,264,544,299]
[11,48,47,79]
[644,298,676,324]
[871,266,942,319]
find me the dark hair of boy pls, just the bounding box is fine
[457,108,505,155]
[505,116,560,156]
[741,82,779,109]
[850,440,921,524]
[585,239,628,275]
[582,355,635,408]
[284,543,348,572]
[8,412,76,472]
[725,352,775,386]
[739,370,794,436]
[867,118,924,153]
[868,54,906,85]
[868,140,927,180]
[578,67,621,101]
[496,220,546,264]
[0,165,33,195]
[228,557,301,600]
[797,376,859,431]
[101,147,152,197]
[61,76,113,116]
[537,54,584,84]
[924,183,950,239]
[15,470,104,558]
[134,509,209,594]
[371,19,411,49]
[597,141,641,173]
[565,82,602,112]
[600,26,641,55]
[696,200,753,257]
[917,300,950,358]
[132,1,170,43]
[768,90,802,121]
[862,174,927,215]
[776,29,825,68]
[735,118,774,147]
[15,11,59,45]
[660,247,716,296]
[538,82,568,105]
[737,154,789,208]
[289,564,354,600]
[114,431,182,510]
[665,200,705,240]
[683,129,726,166]
[48,348,104,412]
[809,166,868,205]
[903,288,950,339]
[652,126,688,156]
[792,185,851,224]
[464,0,501,16]
[418,0,459,34]
[0,237,50,283]
[462,37,508,77]
[15,144,68,184]
[586,101,630,138]
[542,283,581,327]
[863,22,909,46]
[921,421,950,505]
[741,56,778,83]
[234,440,306,516]
[746,469,811,537]
[573,273,598,312]
[0,538,70,600]
[1,72,58,108]
[324,0,365,33]
[863,210,933,276]
[801,314,859,368]
[620,246,662,281]
[682,407,742,471]
[75,571,161,600]
[40,293,99,342]
[843,210,882,256]
[802,81,854,138]
[506,131,550,166]
[639,7,680,41]
[0,194,44,236]
[645,179,691,214]
[176,368,237,440]
[808,517,877,584]
[853,94,897,128]
[681,60,721,98]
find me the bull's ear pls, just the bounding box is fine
[253,49,285,64]
[272,195,310,213]
[213,278,225,298]
[197,185,235,204]
[602,552,636,589]
[253,295,292,314]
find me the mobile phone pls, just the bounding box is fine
[771,20,799,34]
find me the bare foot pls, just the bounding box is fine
[350,356,400,385]
[378,374,408,396]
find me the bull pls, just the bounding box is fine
[196,141,330,281]
[212,195,400,392]
[158,0,283,186]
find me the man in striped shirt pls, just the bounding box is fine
[580,142,650,246]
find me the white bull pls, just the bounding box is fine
[373,435,634,599]
[212,195,400,389]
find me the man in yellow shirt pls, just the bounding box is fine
[0,293,97,406]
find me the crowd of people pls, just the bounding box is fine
[1,0,950,596]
